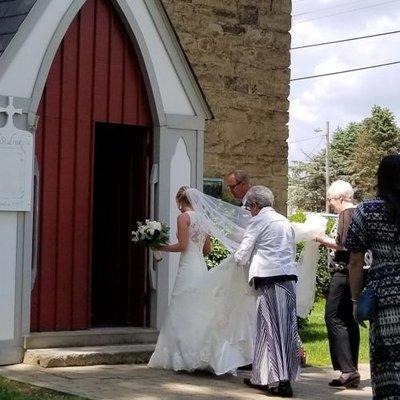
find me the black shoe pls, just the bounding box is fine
[267,381,293,398]
[238,363,253,371]
[243,378,269,392]
[329,372,360,388]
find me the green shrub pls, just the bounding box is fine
[316,216,335,298]
[315,247,331,299]
[205,237,230,269]
[288,210,307,224]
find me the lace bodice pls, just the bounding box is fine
[186,211,208,254]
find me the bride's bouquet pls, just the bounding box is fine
[131,219,170,261]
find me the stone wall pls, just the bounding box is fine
[162,0,291,213]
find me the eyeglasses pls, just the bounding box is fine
[244,202,253,211]
[227,181,242,190]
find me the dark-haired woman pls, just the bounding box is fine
[345,154,400,399]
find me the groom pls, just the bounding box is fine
[234,186,300,398]
[226,169,251,205]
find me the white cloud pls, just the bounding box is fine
[289,98,319,124]
[289,0,400,163]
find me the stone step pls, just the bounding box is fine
[24,327,158,349]
[23,344,156,368]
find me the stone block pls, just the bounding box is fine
[239,5,259,25]
[23,344,156,368]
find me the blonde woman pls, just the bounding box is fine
[315,180,360,388]
[148,186,255,374]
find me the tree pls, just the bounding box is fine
[288,152,326,212]
[352,106,400,199]
[289,123,361,211]
[330,122,361,183]
[289,106,400,211]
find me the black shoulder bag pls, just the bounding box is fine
[356,232,398,322]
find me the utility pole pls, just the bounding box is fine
[325,121,330,213]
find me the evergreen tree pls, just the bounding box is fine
[352,106,400,198]
[288,152,326,212]
[289,106,400,211]
[330,122,361,183]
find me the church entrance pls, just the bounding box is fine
[91,123,151,327]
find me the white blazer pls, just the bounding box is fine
[234,207,298,282]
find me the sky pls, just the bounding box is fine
[288,0,400,163]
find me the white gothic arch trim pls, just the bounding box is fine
[0,0,212,123]
[168,138,191,293]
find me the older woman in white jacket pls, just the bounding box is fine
[235,185,300,398]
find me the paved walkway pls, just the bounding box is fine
[0,363,372,400]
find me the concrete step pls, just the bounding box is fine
[23,344,156,368]
[24,327,158,349]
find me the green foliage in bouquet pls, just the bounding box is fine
[205,237,230,269]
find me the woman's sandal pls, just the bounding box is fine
[329,372,360,388]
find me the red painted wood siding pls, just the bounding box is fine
[31,0,152,332]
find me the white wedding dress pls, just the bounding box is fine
[148,211,256,375]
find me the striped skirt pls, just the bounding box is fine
[251,280,301,386]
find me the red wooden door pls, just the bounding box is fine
[31,0,152,332]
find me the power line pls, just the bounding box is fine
[288,134,325,144]
[291,29,400,50]
[293,0,365,17]
[291,60,400,81]
[293,0,400,24]
[299,137,325,161]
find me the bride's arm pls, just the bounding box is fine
[157,213,190,253]
[203,235,211,256]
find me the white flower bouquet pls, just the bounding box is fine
[131,219,170,261]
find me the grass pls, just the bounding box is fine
[299,298,370,366]
[0,376,88,400]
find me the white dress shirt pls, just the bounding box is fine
[234,207,298,282]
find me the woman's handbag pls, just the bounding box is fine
[356,233,398,323]
[356,286,377,322]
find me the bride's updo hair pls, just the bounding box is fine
[176,186,191,209]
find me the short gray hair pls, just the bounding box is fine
[245,185,274,208]
[327,180,354,201]
[228,169,250,184]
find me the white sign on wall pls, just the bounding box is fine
[0,97,33,211]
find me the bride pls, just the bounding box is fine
[148,186,256,375]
